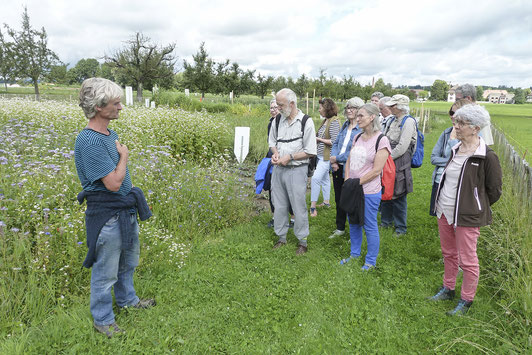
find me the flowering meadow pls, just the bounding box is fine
[0,98,255,338]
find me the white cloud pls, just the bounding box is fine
[1,0,531,88]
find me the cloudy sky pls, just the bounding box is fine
[2,0,532,88]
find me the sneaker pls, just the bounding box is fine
[266,219,275,228]
[361,263,375,271]
[295,245,308,255]
[329,229,345,239]
[94,322,124,338]
[428,286,455,301]
[121,298,156,310]
[447,299,473,316]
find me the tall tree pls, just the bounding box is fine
[68,58,100,84]
[183,42,214,99]
[47,64,68,85]
[430,79,449,101]
[4,7,60,100]
[513,88,525,104]
[255,73,273,99]
[0,29,16,90]
[476,86,484,101]
[105,32,176,101]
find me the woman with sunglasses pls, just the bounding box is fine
[429,98,470,216]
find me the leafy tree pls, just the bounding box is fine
[211,59,230,95]
[99,62,116,81]
[340,75,361,100]
[4,7,60,100]
[105,32,176,101]
[0,29,16,90]
[418,90,429,100]
[183,42,214,99]
[476,86,484,101]
[47,64,68,85]
[513,88,525,104]
[294,74,310,98]
[255,73,273,99]
[68,58,100,84]
[430,79,449,101]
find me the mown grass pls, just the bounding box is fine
[0,98,530,353]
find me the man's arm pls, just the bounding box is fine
[101,140,129,192]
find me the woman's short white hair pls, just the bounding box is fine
[269,99,277,106]
[454,104,490,129]
[79,78,124,119]
[395,104,410,115]
[359,103,381,133]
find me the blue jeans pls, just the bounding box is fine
[90,213,140,326]
[380,194,408,234]
[349,192,381,266]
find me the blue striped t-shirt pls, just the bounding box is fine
[74,128,132,196]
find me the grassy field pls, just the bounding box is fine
[1,97,530,353]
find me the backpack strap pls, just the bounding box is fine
[355,133,384,153]
[399,115,415,129]
[276,114,310,143]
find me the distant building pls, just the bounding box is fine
[526,93,532,103]
[447,85,459,102]
[482,89,513,104]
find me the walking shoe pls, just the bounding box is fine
[94,322,124,338]
[428,286,455,301]
[328,229,345,239]
[120,298,156,310]
[295,245,308,255]
[447,299,473,316]
[273,241,286,249]
[266,219,275,228]
[361,263,375,271]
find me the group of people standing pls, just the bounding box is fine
[265,85,502,315]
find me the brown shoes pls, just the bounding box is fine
[296,245,308,255]
[273,241,287,249]
[94,322,124,338]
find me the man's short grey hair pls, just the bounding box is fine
[456,84,476,101]
[276,88,297,106]
[371,91,384,99]
[454,104,490,129]
[379,96,392,105]
[79,78,123,119]
[395,104,410,115]
[359,103,382,133]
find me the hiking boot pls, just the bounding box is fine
[295,245,308,255]
[273,241,286,249]
[328,229,345,239]
[428,286,455,301]
[447,299,473,316]
[266,219,275,228]
[94,322,124,338]
[121,298,156,311]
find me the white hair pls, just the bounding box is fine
[395,104,410,115]
[79,78,123,119]
[456,84,476,101]
[371,91,384,99]
[277,88,297,106]
[454,104,490,129]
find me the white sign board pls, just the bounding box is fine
[145,99,150,108]
[150,101,156,109]
[185,89,190,97]
[229,91,233,100]
[125,86,133,106]
[234,127,250,163]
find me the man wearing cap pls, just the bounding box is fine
[381,94,417,236]
[269,88,317,254]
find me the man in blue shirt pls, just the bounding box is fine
[75,78,154,338]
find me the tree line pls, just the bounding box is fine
[1,8,530,103]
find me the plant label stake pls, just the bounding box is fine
[234,127,250,164]
[125,86,133,106]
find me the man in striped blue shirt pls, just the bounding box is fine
[75,78,154,338]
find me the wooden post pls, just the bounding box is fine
[306,92,309,114]
[420,102,425,134]
[312,89,316,113]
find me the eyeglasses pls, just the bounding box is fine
[452,118,470,127]
[270,106,278,110]
[345,106,357,111]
